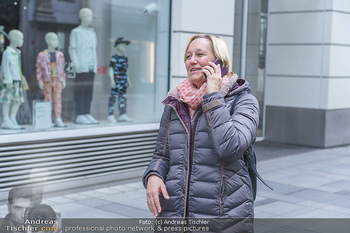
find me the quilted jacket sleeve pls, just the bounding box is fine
[202,90,259,161]
[142,106,172,188]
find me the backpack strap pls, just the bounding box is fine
[245,147,273,190]
[230,92,244,115]
[230,92,273,191]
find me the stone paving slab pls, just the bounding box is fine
[56,202,123,218]
[96,203,153,218]
[76,197,112,208]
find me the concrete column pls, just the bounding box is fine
[265,0,350,147]
[170,0,236,88]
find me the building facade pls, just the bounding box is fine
[265,0,350,148]
[0,0,348,199]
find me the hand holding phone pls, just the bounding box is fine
[204,58,228,78]
[213,58,228,77]
[205,58,228,94]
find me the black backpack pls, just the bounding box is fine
[230,92,273,200]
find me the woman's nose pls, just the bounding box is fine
[190,57,197,64]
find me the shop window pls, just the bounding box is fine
[0,0,171,134]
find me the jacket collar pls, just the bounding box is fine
[42,49,58,62]
[43,49,57,55]
[78,25,93,31]
[6,46,20,54]
[227,78,250,96]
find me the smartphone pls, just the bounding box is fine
[205,58,228,78]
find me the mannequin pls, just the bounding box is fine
[68,8,99,124]
[0,29,25,129]
[107,37,133,123]
[35,32,66,127]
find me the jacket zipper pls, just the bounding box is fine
[219,162,226,216]
[164,103,202,218]
[185,111,202,217]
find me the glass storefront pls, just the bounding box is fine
[0,0,171,135]
[233,0,267,138]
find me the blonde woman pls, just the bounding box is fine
[143,34,258,231]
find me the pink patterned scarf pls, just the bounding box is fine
[177,75,235,118]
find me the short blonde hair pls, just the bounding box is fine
[184,34,233,76]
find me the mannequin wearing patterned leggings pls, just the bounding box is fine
[107,37,132,123]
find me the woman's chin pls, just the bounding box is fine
[189,75,205,85]
[190,80,206,88]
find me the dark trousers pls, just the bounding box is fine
[74,72,94,115]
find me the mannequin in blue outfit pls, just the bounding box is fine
[107,37,133,123]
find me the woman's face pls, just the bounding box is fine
[185,38,216,88]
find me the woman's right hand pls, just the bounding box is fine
[146,175,170,216]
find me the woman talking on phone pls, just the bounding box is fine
[143,34,259,230]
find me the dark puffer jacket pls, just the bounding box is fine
[143,78,259,219]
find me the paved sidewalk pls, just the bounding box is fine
[254,145,350,218]
[1,143,350,218]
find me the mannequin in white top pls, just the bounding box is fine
[0,29,24,129]
[70,8,93,73]
[69,8,99,125]
[36,32,67,127]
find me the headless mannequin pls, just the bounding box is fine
[1,30,24,129]
[36,32,66,127]
[107,41,133,123]
[70,8,93,73]
[69,8,99,124]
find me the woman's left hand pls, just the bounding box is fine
[202,61,222,94]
